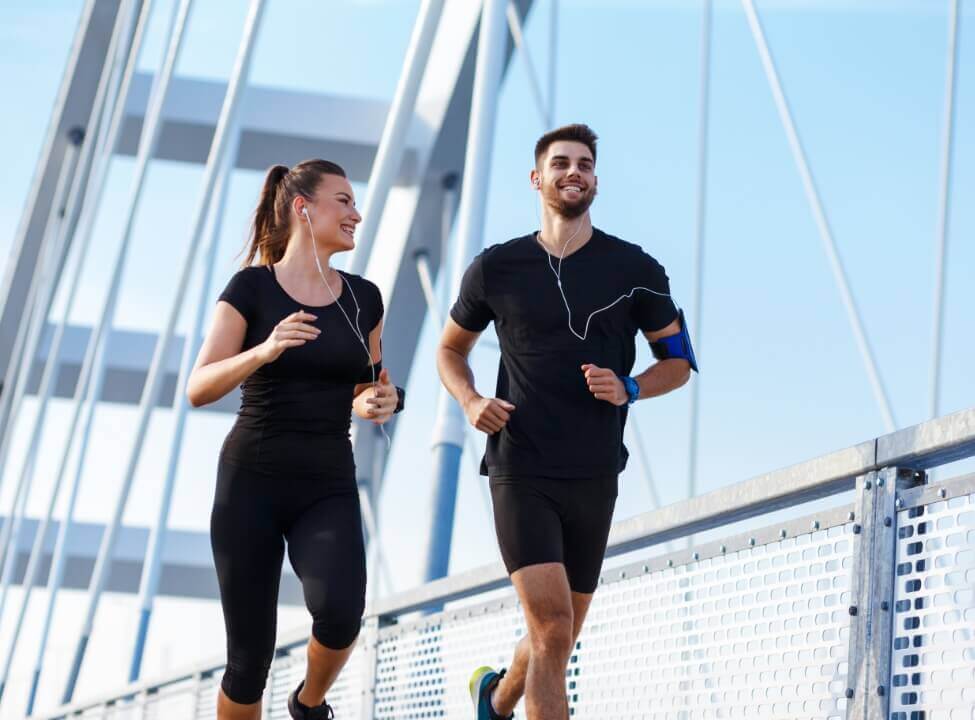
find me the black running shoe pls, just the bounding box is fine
[288,681,335,720]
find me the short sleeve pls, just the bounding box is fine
[367,280,384,331]
[355,279,384,381]
[218,267,259,322]
[632,254,679,333]
[449,252,494,332]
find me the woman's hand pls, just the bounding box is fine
[257,310,319,364]
[365,368,398,424]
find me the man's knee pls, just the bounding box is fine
[529,607,574,658]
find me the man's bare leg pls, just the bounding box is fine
[491,581,592,717]
[480,564,589,719]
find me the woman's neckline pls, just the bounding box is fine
[268,264,345,309]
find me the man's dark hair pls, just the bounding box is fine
[534,124,598,167]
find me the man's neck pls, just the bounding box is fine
[537,211,593,257]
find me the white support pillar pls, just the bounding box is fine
[347,0,447,276]
[687,0,712,503]
[60,0,267,702]
[424,0,510,584]
[929,0,960,421]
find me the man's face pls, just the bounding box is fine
[535,140,597,219]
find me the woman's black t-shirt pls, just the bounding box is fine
[217,264,383,480]
[450,228,678,479]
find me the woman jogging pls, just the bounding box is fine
[187,159,401,720]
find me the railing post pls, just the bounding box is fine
[137,689,151,720]
[188,672,203,719]
[845,466,919,718]
[359,616,381,719]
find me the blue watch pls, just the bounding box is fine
[620,375,640,405]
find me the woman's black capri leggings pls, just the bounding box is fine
[210,455,366,704]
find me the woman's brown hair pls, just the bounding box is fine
[243,159,347,267]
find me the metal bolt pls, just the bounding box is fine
[845,688,854,699]
[884,517,892,527]
[667,559,674,567]
[896,498,903,509]
[849,605,858,616]
[779,529,787,539]
[847,512,856,522]
[643,565,649,573]
[853,524,862,535]
[877,477,885,487]
[749,537,756,546]
[877,685,885,697]
[865,480,873,490]
[620,571,626,579]
[811,520,821,531]
[720,545,726,554]
[939,488,947,499]
[881,601,889,611]
[692,552,699,561]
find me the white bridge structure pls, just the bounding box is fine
[0,0,970,718]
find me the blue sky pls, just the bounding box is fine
[0,0,973,714]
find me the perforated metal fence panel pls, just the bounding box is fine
[576,523,855,719]
[890,487,975,720]
[368,520,856,719]
[265,640,367,719]
[373,598,526,718]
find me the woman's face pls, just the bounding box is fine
[298,174,362,252]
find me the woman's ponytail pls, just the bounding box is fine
[243,164,289,267]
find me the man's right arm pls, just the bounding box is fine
[437,317,515,434]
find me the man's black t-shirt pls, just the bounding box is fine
[450,228,678,479]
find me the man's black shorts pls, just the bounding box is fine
[489,474,618,594]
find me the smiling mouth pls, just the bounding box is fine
[559,184,585,193]
[340,224,356,238]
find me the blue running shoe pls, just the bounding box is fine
[468,666,512,720]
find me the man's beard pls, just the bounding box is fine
[544,185,596,219]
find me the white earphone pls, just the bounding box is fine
[300,205,367,352]
[301,203,393,444]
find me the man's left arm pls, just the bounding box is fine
[582,317,693,406]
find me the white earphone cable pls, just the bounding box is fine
[533,181,673,342]
[303,208,391,449]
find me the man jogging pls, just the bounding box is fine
[437,123,697,720]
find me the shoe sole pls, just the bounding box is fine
[468,665,495,704]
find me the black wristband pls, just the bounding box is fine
[394,386,406,414]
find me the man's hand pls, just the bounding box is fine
[581,364,628,406]
[463,395,516,434]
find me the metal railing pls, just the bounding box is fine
[33,406,975,719]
